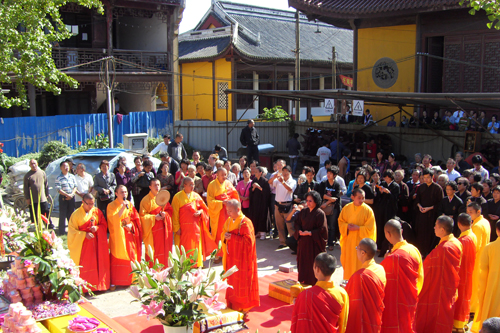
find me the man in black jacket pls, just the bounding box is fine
[240,119,260,164]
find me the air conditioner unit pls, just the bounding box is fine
[123,133,148,151]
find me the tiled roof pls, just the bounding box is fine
[289,0,462,18]
[179,36,231,61]
[180,1,353,64]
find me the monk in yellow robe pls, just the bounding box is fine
[68,193,110,292]
[338,188,376,280]
[221,199,259,312]
[207,167,238,259]
[466,202,491,315]
[172,177,216,267]
[107,185,142,286]
[471,221,500,333]
[139,178,173,266]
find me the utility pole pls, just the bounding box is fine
[105,59,114,148]
[294,10,300,121]
[332,47,340,162]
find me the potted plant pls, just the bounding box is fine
[130,244,238,333]
[0,206,30,269]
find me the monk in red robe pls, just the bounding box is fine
[107,185,143,286]
[172,177,216,267]
[291,252,348,333]
[139,178,173,266]
[345,238,386,333]
[380,219,423,333]
[68,193,110,291]
[221,199,259,312]
[415,216,462,333]
[454,213,477,331]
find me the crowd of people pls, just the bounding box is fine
[20,120,500,332]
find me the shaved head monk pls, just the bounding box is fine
[291,252,348,333]
[380,219,423,333]
[467,202,491,316]
[338,188,376,279]
[471,222,500,333]
[345,238,386,333]
[454,213,478,332]
[415,216,462,333]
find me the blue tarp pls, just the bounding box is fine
[0,110,173,157]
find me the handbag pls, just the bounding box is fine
[137,173,152,188]
[321,200,334,216]
[276,202,292,214]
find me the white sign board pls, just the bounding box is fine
[325,99,335,114]
[352,100,365,116]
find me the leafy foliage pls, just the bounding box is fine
[257,106,290,122]
[148,136,163,157]
[0,0,104,109]
[77,133,110,151]
[38,141,72,169]
[461,0,500,29]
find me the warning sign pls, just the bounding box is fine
[325,99,335,114]
[352,100,364,116]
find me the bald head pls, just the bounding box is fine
[437,215,454,235]
[358,238,377,260]
[481,317,500,333]
[385,219,402,235]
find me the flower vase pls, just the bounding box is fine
[162,325,193,333]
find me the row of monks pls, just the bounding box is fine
[67,173,260,313]
[293,187,499,333]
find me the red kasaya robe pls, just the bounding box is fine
[291,282,348,333]
[345,259,386,333]
[221,214,259,312]
[380,241,423,333]
[68,207,110,291]
[415,234,462,333]
[107,200,143,286]
[454,229,477,328]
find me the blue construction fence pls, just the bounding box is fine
[0,110,173,157]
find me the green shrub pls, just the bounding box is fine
[1,152,41,171]
[148,136,163,158]
[257,106,290,122]
[78,133,109,151]
[38,141,72,169]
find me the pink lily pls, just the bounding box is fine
[138,300,165,320]
[203,294,226,315]
[153,267,171,283]
[162,285,171,297]
[143,276,152,289]
[188,269,205,287]
[129,285,141,300]
[211,280,232,296]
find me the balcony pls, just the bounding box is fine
[52,47,169,72]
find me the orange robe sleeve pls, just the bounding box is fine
[345,266,386,333]
[223,217,259,312]
[415,236,462,333]
[454,231,477,328]
[380,247,421,333]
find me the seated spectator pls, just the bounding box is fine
[409,111,418,128]
[400,115,409,127]
[363,109,374,125]
[458,113,470,131]
[431,111,441,125]
[443,110,451,123]
[488,115,499,134]
[472,154,489,180]
[212,144,227,161]
[478,111,487,131]
[469,110,478,131]
[420,110,431,125]
[387,115,396,127]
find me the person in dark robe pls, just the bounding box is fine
[293,166,318,203]
[414,168,444,257]
[287,191,328,286]
[486,185,500,241]
[467,182,489,217]
[354,170,374,205]
[375,170,400,255]
[395,170,410,221]
[482,179,493,201]
[437,181,463,237]
[407,169,421,225]
[456,177,471,213]
[317,165,341,251]
[248,166,270,239]
[369,169,385,231]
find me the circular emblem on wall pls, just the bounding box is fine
[372,57,399,89]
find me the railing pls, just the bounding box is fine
[52,48,169,72]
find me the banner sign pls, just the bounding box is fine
[340,75,353,88]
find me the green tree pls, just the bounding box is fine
[257,106,290,122]
[461,0,500,29]
[0,0,103,109]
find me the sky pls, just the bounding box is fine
[179,0,292,33]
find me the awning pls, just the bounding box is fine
[225,89,500,110]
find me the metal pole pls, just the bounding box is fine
[106,59,114,148]
[226,93,229,155]
[332,47,340,163]
[294,10,300,121]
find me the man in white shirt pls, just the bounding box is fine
[150,135,170,156]
[452,110,464,124]
[316,141,331,171]
[270,165,296,249]
[74,163,94,209]
[268,160,286,239]
[445,158,461,182]
[316,160,331,182]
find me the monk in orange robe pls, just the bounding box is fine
[107,185,142,286]
[172,177,216,267]
[453,213,477,331]
[345,238,386,333]
[380,219,423,333]
[415,216,462,333]
[221,199,259,312]
[139,178,173,266]
[207,168,238,259]
[68,193,110,291]
[291,252,349,333]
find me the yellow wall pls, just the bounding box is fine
[357,25,416,125]
[181,58,232,121]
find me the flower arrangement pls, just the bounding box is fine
[13,199,90,303]
[129,244,238,329]
[0,206,31,255]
